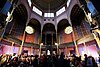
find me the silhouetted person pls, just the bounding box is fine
[52,55,58,67]
[42,54,48,67]
[87,56,98,67]
[33,55,39,67]
[84,54,88,67]
[58,52,67,67]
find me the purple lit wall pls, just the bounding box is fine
[78,44,99,58]
[0,44,32,55]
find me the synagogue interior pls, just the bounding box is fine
[0,0,100,67]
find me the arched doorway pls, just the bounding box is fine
[42,23,56,45]
[42,23,56,55]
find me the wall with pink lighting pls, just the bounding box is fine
[87,45,99,57]
[1,45,20,55]
[12,46,19,54]
[2,45,12,54]
[78,44,99,58]
[0,44,35,55]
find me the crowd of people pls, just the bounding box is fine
[0,52,99,67]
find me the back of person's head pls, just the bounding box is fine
[35,55,38,58]
[84,54,87,57]
[60,52,65,58]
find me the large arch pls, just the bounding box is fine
[2,4,29,47]
[57,19,73,44]
[28,18,41,33]
[42,23,56,33]
[57,19,70,33]
[24,18,41,44]
[70,4,91,40]
[70,4,85,26]
[10,4,28,37]
[13,4,28,25]
[42,23,56,45]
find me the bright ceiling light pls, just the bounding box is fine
[40,43,43,45]
[25,26,34,34]
[64,26,73,34]
[55,43,58,46]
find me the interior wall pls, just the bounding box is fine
[59,32,73,44]
[0,44,39,55]
[78,40,99,58]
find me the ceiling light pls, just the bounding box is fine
[64,26,73,34]
[40,43,43,45]
[55,43,58,46]
[25,26,34,34]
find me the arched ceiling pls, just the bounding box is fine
[42,23,56,33]
[28,18,41,33]
[57,19,70,33]
[70,4,85,26]
[31,0,68,12]
[13,4,28,24]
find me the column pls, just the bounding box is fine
[39,43,43,57]
[45,34,46,45]
[83,42,89,54]
[92,32,100,48]
[72,31,80,56]
[55,43,58,55]
[9,42,14,54]
[39,45,41,57]
[51,34,53,55]
[30,46,33,55]
[65,47,67,56]
[18,31,26,55]
[58,34,60,45]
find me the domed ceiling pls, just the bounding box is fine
[31,0,68,12]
